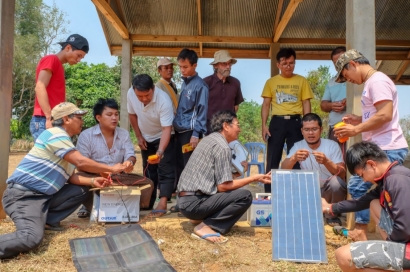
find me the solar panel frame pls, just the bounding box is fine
[271,169,328,263]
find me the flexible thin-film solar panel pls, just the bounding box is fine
[271,170,328,263]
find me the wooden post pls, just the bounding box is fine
[120,39,132,131]
[270,43,280,77]
[346,0,376,232]
[0,0,15,218]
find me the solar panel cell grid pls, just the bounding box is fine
[272,170,328,263]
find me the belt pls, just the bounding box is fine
[178,191,205,197]
[272,114,301,120]
[33,115,46,118]
[8,182,33,192]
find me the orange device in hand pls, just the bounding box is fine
[148,154,159,163]
[333,122,349,143]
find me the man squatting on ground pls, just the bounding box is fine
[30,34,89,141]
[261,48,313,193]
[0,102,127,259]
[322,141,410,272]
[75,98,136,218]
[333,49,409,241]
[177,110,271,244]
[281,113,346,226]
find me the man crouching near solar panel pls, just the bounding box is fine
[281,113,347,227]
[322,141,410,272]
[0,102,127,260]
[176,110,272,244]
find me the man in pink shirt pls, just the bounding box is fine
[333,49,408,241]
[30,34,89,142]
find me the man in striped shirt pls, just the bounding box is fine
[0,102,127,259]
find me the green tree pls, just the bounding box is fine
[236,100,263,144]
[65,62,121,128]
[400,115,410,145]
[306,65,332,137]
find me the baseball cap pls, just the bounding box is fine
[209,50,237,65]
[335,49,365,83]
[58,34,89,53]
[157,57,174,68]
[51,102,88,120]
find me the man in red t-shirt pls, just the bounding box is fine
[30,34,89,141]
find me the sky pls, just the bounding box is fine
[44,0,410,117]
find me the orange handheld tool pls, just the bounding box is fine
[148,154,159,163]
[333,121,349,143]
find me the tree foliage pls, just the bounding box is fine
[236,100,263,144]
[306,65,332,137]
[400,115,410,145]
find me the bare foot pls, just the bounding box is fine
[193,223,227,243]
[348,228,368,241]
[189,219,203,225]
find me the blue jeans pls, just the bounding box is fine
[348,148,408,224]
[29,116,46,142]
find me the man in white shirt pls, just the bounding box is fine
[281,113,347,226]
[127,74,175,217]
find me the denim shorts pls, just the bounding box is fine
[379,208,394,236]
[29,116,46,142]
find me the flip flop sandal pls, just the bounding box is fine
[326,217,342,227]
[333,226,348,237]
[147,209,171,218]
[45,224,64,232]
[169,205,180,213]
[191,233,228,244]
[77,206,90,218]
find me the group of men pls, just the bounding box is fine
[2,32,410,271]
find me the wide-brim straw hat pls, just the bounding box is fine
[209,50,237,65]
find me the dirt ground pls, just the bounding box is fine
[0,152,381,271]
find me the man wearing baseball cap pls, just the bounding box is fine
[155,57,179,114]
[30,34,89,142]
[203,50,244,134]
[333,49,408,241]
[0,102,126,259]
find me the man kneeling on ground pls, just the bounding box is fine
[0,102,127,259]
[322,141,410,272]
[281,113,346,226]
[177,110,271,244]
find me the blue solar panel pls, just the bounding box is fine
[271,170,328,263]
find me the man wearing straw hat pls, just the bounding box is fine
[203,50,244,134]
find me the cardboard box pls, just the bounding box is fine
[247,193,272,227]
[91,187,142,223]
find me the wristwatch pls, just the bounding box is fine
[128,159,134,166]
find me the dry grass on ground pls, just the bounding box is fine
[1,151,354,271]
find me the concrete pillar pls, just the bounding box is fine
[120,39,132,131]
[270,43,280,77]
[345,0,376,231]
[0,0,15,218]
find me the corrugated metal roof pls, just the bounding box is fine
[95,0,410,83]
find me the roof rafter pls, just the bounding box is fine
[269,0,284,58]
[110,46,410,61]
[130,35,410,48]
[394,50,410,82]
[91,0,129,39]
[196,0,203,57]
[376,60,383,70]
[273,0,304,42]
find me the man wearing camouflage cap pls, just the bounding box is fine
[333,49,408,241]
[203,50,244,134]
[0,102,126,259]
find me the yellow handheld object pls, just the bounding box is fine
[333,121,349,143]
[148,154,159,162]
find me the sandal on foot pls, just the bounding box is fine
[169,205,180,213]
[326,217,342,227]
[77,206,90,218]
[191,233,228,244]
[45,224,64,232]
[148,209,171,218]
[333,226,348,237]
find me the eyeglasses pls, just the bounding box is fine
[302,127,320,133]
[279,62,295,68]
[230,122,240,128]
[71,115,83,121]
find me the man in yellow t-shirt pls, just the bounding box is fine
[261,48,314,193]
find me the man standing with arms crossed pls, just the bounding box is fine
[203,50,244,134]
[261,48,314,193]
[333,49,409,241]
[30,34,89,141]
